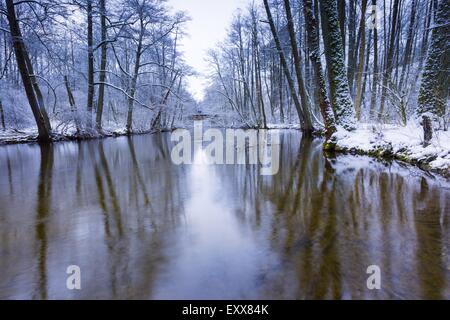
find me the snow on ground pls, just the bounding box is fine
[0,128,38,143]
[267,123,301,130]
[333,123,450,172]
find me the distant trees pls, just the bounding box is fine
[378,0,400,121]
[205,0,447,140]
[263,0,311,132]
[96,0,108,131]
[282,0,313,133]
[207,6,274,128]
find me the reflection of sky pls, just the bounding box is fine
[167,0,250,101]
[153,149,266,299]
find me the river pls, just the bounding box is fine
[0,131,449,299]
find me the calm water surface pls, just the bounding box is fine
[0,131,449,299]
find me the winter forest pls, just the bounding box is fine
[0,0,449,301]
[0,0,449,169]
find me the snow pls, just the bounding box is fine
[267,123,301,130]
[333,122,450,173]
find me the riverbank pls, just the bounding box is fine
[0,127,164,145]
[1,123,449,179]
[331,123,450,178]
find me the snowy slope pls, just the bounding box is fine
[333,123,450,173]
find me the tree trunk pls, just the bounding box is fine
[360,26,372,118]
[337,0,346,57]
[303,0,337,140]
[347,0,357,90]
[283,0,314,133]
[86,0,94,129]
[5,0,51,141]
[398,0,417,90]
[0,98,5,130]
[251,10,267,128]
[369,0,379,119]
[422,115,433,146]
[278,62,285,123]
[354,0,368,119]
[319,0,356,130]
[96,0,107,131]
[379,0,401,120]
[263,0,307,130]
[64,75,80,133]
[126,28,143,133]
[24,50,51,130]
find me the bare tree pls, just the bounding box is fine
[96,0,108,131]
[86,0,94,129]
[263,0,310,132]
[378,0,401,120]
[5,0,51,141]
[283,0,313,132]
[354,0,368,119]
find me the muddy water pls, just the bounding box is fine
[0,131,449,299]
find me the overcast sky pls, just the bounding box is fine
[167,0,250,101]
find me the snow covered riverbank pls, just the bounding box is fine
[0,126,158,145]
[333,123,450,177]
[2,123,449,178]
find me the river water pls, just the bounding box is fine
[0,131,449,299]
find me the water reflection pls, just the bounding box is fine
[0,132,449,299]
[34,143,53,299]
[152,149,276,299]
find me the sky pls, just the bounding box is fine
[167,0,250,102]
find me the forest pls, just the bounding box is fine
[202,0,449,173]
[0,0,195,141]
[206,0,449,132]
[0,0,448,173]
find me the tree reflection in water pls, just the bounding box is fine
[0,132,448,299]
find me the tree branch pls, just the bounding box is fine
[93,82,155,111]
